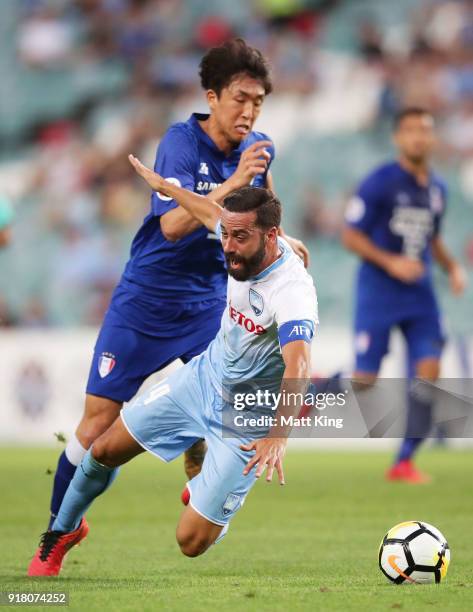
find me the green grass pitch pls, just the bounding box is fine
[2,447,473,611]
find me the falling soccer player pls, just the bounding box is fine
[27,160,318,576]
[38,37,310,538]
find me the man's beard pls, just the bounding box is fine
[225,238,266,281]
[405,151,428,166]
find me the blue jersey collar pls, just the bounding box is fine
[189,113,249,157]
[395,160,433,189]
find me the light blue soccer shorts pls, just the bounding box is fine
[120,352,257,526]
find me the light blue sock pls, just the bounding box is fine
[52,449,119,532]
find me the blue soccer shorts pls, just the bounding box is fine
[354,307,445,374]
[120,352,257,526]
[86,298,225,403]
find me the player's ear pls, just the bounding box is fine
[267,226,278,243]
[206,89,218,111]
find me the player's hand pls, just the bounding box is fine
[128,154,166,193]
[283,235,310,268]
[449,262,467,295]
[240,437,287,484]
[385,255,424,283]
[233,140,273,187]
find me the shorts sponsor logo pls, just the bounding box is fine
[98,352,116,378]
[222,492,241,516]
[249,288,264,316]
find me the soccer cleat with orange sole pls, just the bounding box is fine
[385,460,432,484]
[27,518,89,577]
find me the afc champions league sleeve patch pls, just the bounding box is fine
[345,196,366,223]
[249,288,264,316]
[98,352,116,378]
[156,177,182,201]
[278,319,315,348]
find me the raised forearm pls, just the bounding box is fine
[129,155,222,232]
[210,175,244,204]
[162,182,222,231]
[160,206,202,242]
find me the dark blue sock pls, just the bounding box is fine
[312,372,343,395]
[396,381,433,464]
[48,452,78,529]
[397,437,423,462]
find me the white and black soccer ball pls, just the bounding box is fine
[379,521,450,584]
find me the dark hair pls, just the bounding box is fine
[394,106,433,129]
[223,186,281,229]
[199,38,273,96]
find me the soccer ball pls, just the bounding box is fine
[379,521,450,584]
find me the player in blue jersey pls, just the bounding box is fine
[28,168,318,576]
[41,38,309,532]
[343,107,466,482]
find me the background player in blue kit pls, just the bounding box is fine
[41,38,309,531]
[343,107,466,483]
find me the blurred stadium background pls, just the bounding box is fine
[1,0,472,444]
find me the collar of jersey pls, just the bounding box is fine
[190,113,249,156]
[250,239,289,282]
[395,160,434,189]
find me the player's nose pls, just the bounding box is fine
[223,237,238,253]
[241,101,255,122]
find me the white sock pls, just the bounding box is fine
[65,434,87,466]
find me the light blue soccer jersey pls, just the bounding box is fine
[121,239,318,525]
[206,237,318,390]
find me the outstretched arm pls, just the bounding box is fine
[240,340,311,485]
[159,140,272,241]
[129,155,222,233]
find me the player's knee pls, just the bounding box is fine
[76,429,98,450]
[415,359,440,381]
[176,529,212,558]
[91,436,120,468]
[77,413,118,449]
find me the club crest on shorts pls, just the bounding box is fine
[98,352,116,378]
[249,289,263,316]
[222,492,241,516]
